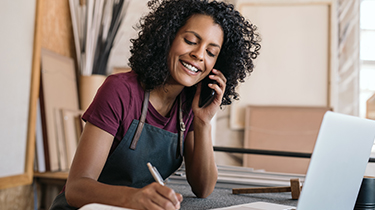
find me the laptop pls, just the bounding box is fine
[213,111,375,210]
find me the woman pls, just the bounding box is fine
[50,0,260,209]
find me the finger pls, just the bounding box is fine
[137,186,164,210]
[209,83,224,98]
[211,69,227,84]
[144,200,164,210]
[209,70,226,91]
[209,75,226,93]
[147,190,176,210]
[176,192,183,202]
[155,185,181,209]
[150,196,177,210]
[158,186,180,206]
[208,75,225,95]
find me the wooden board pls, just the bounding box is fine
[243,106,330,174]
[40,48,79,171]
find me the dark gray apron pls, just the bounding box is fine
[49,91,185,210]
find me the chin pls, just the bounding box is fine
[182,78,201,87]
[178,82,195,88]
[174,75,198,87]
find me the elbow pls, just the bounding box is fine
[192,180,217,198]
[65,183,80,208]
[193,188,214,198]
[65,187,75,207]
[190,174,218,198]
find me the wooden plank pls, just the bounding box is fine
[233,186,291,194]
[41,0,75,58]
[34,171,69,180]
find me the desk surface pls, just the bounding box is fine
[167,180,298,210]
[36,165,303,210]
[80,181,298,210]
[165,165,302,209]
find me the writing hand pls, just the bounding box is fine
[129,182,183,210]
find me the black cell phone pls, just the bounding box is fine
[199,72,217,108]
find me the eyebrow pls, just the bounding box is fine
[185,31,221,49]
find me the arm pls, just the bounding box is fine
[184,128,218,198]
[65,122,182,209]
[184,69,226,198]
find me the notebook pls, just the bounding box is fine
[79,203,132,210]
[213,111,375,210]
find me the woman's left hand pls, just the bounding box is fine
[192,68,226,123]
[185,68,225,198]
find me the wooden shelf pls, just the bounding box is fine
[34,171,69,180]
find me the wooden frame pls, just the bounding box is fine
[230,0,337,130]
[0,0,43,190]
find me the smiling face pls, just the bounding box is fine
[167,14,224,87]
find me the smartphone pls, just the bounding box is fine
[199,72,217,108]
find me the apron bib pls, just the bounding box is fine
[50,91,185,210]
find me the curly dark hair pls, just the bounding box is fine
[129,0,261,106]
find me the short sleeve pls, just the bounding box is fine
[82,75,130,136]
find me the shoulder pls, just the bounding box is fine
[91,71,144,112]
[104,71,139,89]
[98,71,142,96]
[82,71,143,135]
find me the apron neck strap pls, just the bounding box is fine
[178,95,185,158]
[130,90,184,160]
[129,90,150,150]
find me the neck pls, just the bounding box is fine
[149,84,184,117]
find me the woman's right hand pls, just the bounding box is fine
[66,123,182,209]
[129,182,183,210]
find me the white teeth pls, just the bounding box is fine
[182,61,198,72]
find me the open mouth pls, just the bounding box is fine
[181,61,200,73]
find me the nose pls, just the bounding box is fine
[190,46,204,61]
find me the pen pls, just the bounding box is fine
[147,162,165,186]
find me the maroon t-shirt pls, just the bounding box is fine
[82,71,194,154]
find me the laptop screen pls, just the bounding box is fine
[297,111,375,210]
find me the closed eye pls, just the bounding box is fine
[184,38,195,45]
[207,50,215,57]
